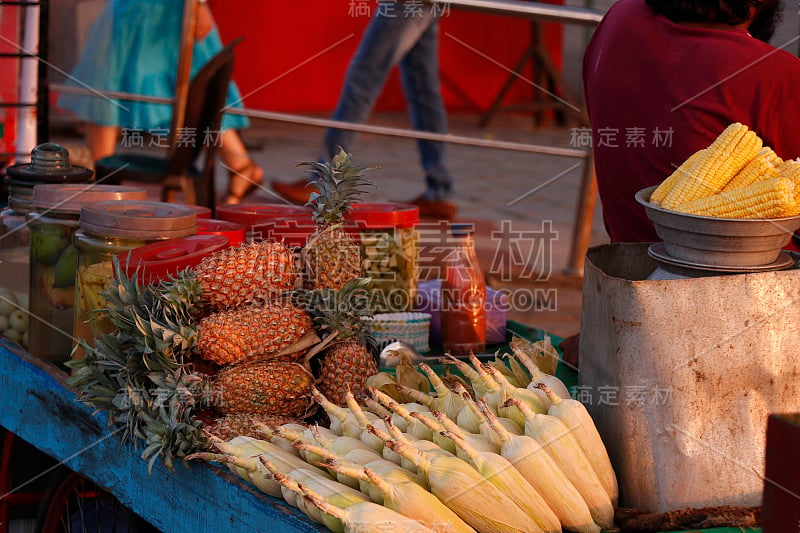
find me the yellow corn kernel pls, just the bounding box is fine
[777,159,800,187]
[762,146,783,167]
[650,149,705,206]
[675,177,796,218]
[721,147,779,192]
[661,123,762,209]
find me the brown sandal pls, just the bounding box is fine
[223,160,265,204]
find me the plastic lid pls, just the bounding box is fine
[117,234,230,284]
[252,215,316,247]
[215,203,311,226]
[79,200,198,239]
[197,218,246,247]
[184,204,212,219]
[346,202,419,228]
[31,184,147,213]
[5,143,94,186]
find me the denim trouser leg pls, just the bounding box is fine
[324,10,451,195]
[399,20,452,197]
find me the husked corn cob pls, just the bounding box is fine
[675,176,799,218]
[661,123,762,209]
[778,159,800,186]
[721,147,780,192]
[650,149,705,206]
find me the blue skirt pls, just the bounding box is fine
[57,0,249,131]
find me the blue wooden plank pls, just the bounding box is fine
[0,338,327,533]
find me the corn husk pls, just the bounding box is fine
[312,387,374,437]
[476,400,600,533]
[508,397,614,529]
[443,354,489,396]
[538,384,619,505]
[418,362,467,419]
[370,387,434,440]
[385,431,543,533]
[395,350,431,396]
[430,409,500,459]
[365,371,402,401]
[444,431,561,533]
[510,335,571,399]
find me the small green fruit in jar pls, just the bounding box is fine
[0,315,8,331]
[32,224,71,265]
[9,309,29,333]
[0,289,17,316]
[53,244,79,288]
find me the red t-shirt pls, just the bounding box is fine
[583,0,800,243]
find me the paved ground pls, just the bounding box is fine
[55,110,610,339]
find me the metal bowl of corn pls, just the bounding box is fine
[636,186,800,267]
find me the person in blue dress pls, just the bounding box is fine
[57,0,263,204]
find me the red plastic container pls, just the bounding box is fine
[216,203,311,242]
[184,204,212,219]
[346,202,419,229]
[117,234,230,284]
[197,218,246,247]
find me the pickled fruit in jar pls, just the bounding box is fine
[53,243,78,288]
[31,222,72,265]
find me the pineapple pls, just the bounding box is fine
[303,278,379,406]
[213,360,316,418]
[196,300,314,365]
[205,413,305,441]
[160,240,298,313]
[300,148,374,290]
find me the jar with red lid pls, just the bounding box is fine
[116,234,230,285]
[215,203,311,242]
[27,184,147,363]
[72,201,197,355]
[346,202,419,312]
[197,218,246,247]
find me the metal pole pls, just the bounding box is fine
[566,152,597,275]
[170,0,198,153]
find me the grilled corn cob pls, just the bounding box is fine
[721,147,781,192]
[674,176,799,218]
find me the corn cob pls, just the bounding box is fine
[506,352,532,387]
[476,400,600,533]
[370,387,436,440]
[396,384,436,409]
[650,149,705,206]
[506,397,614,529]
[343,390,392,454]
[778,159,800,186]
[431,409,500,458]
[661,123,762,209]
[383,422,545,533]
[361,396,393,419]
[459,388,522,446]
[324,460,477,533]
[443,354,491,396]
[537,384,619,505]
[487,357,525,387]
[418,362,467,419]
[674,176,799,218]
[252,422,307,457]
[510,335,572,399]
[444,430,562,533]
[481,362,549,421]
[312,387,376,437]
[721,147,780,192]
[268,424,338,466]
[273,471,436,533]
[408,411,460,454]
[264,459,400,533]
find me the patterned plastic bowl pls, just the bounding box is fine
[364,312,432,354]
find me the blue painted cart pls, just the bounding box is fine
[0,337,325,533]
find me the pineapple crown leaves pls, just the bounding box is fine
[296,278,377,346]
[298,148,377,225]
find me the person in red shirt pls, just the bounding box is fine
[583,0,800,243]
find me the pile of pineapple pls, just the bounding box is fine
[67,149,380,469]
[188,335,618,533]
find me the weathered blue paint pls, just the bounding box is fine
[0,338,327,533]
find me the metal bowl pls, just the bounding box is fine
[636,186,800,267]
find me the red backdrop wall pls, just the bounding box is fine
[210,1,563,114]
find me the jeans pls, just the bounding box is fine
[323,5,453,199]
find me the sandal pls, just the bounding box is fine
[223,160,265,205]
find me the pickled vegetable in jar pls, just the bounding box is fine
[73,201,197,357]
[27,184,146,363]
[1,143,93,350]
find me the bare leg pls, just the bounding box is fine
[220,129,263,204]
[85,124,120,162]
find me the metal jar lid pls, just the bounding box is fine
[79,200,198,240]
[5,143,94,186]
[32,184,148,214]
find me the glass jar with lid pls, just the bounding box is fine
[1,143,93,349]
[72,201,197,355]
[27,184,147,363]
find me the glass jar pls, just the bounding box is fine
[441,223,486,355]
[26,184,147,363]
[73,201,197,356]
[348,203,420,313]
[1,143,93,349]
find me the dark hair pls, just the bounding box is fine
[645,0,759,25]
